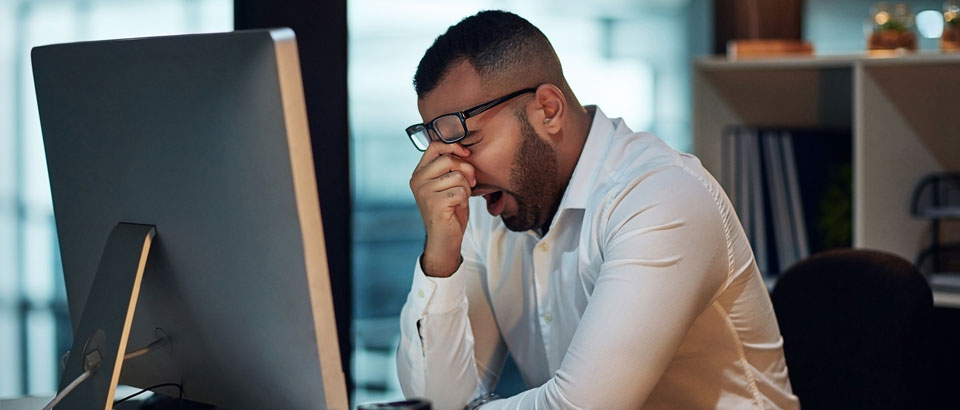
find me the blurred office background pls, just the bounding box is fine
[0,0,954,405]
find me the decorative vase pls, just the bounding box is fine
[866,3,917,52]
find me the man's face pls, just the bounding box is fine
[417,61,561,232]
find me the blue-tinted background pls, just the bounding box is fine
[0,0,951,405]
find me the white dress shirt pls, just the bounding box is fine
[396,107,799,410]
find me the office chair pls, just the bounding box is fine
[771,249,933,410]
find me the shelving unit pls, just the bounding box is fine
[693,52,960,268]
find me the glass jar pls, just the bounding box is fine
[866,2,917,52]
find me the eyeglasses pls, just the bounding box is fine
[405,87,537,152]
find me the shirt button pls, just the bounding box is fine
[417,289,425,298]
[538,242,549,252]
[542,313,552,323]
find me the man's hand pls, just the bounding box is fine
[410,141,476,277]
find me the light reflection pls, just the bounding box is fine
[875,10,890,25]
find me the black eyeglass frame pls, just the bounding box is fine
[405,87,538,151]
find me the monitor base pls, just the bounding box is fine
[57,223,156,410]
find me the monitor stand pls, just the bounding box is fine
[56,223,156,410]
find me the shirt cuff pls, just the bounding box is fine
[410,254,467,316]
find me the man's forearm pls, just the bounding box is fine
[396,260,483,409]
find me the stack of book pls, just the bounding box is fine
[722,126,852,276]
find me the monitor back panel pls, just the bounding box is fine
[32,29,346,409]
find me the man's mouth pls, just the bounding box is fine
[483,191,505,216]
[472,187,506,217]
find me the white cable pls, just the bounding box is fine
[46,335,165,409]
[42,369,93,410]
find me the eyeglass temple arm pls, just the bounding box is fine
[463,87,538,118]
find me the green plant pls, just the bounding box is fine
[877,20,909,32]
[818,164,853,249]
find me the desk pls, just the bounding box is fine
[0,396,52,410]
[934,290,960,308]
[932,274,960,308]
[1,387,217,410]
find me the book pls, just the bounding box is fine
[763,131,798,272]
[747,128,768,274]
[781,131,810,262]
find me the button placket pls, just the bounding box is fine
[532,238,555,364]
[532,241,551,306]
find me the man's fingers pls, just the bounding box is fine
[437,185,470,208]
[414,141,471,173]
[412,154,477,188]
[417,172,472,205]
[422,171,472,194]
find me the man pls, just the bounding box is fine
[397,10,798,410]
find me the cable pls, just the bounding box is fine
[42,369,93,410]
[124,336,168,360]
[45,348,103,410]
[60,334,169,368]
[47,332,172,409]
[114,382,183,410]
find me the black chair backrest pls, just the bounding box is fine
[771,249,933,410]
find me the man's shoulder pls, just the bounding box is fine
[602,161,716,211]
[591,157,726,244]
[586,129,713,211]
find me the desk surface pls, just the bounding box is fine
[931,274,960,308]
[0,396,53,410]
[934,290,960,308]
[1,388,219,409]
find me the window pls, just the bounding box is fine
[0,0,231,398]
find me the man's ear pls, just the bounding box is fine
[534,84,566,137]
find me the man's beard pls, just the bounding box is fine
[501,109,564,233]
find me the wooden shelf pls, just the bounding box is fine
[693,53,960,264]
[695,51,960,70]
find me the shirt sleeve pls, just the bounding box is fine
[396,218,508,409]
[475,166,729,409]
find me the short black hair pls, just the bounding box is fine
[413,10,559,98]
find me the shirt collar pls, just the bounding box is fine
[556,105,615,211]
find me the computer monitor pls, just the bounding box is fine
[31,29,347,409]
